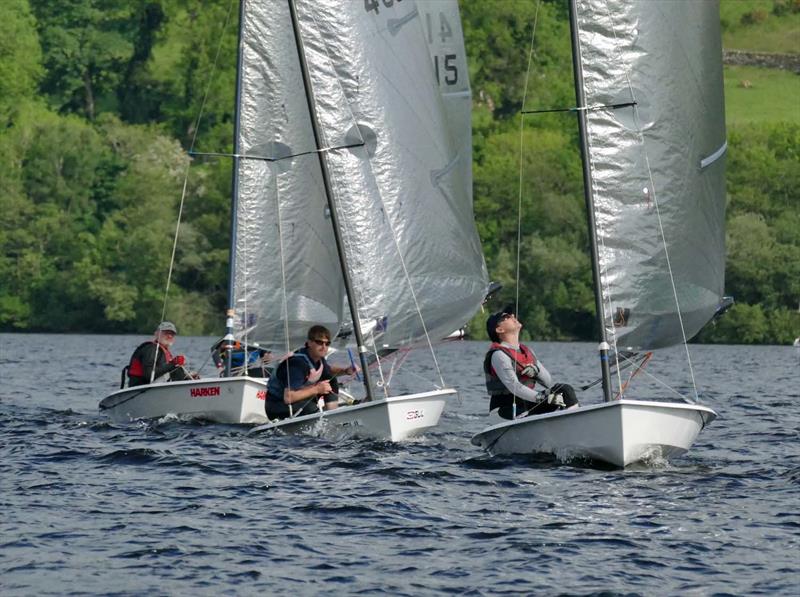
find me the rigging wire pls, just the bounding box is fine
[512,1,541,416]
[151,0,237,380]
[515,1,541,317]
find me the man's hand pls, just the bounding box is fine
[547,391,565,409]
[520,363,540,378]
[315,380,333,395]
[171,355,186,367]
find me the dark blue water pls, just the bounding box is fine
[1,334,798,595]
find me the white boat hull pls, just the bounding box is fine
[470,400,717,468]
[99,377,269,424]
[248,388,452,442]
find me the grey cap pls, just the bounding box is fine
[156,321,177,334]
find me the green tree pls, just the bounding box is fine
[30,0,137,119]
[0,0,43,126]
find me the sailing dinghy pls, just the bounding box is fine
[246,0,487,440]
[102,0,489,438]
[472,0,726,467]
[99,377,269,424]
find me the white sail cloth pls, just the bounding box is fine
[574,0,727,351]
[232,0,487,351]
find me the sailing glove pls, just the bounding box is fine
[171,355,186,367]
[547,391,566,409]
[520,363,540,378]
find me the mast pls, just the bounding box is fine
[286,0,375,401]
[568,0,612,402]
[222,0,248,377]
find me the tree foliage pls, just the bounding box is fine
[0,0,797,344]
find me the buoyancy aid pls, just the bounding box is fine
[127,341,173,379]
[483,342,538,397]
[266,347,332,404]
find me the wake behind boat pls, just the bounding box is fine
[471,0,726,467]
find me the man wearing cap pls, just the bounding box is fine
[125,321,193,387]
[483,306,578,419]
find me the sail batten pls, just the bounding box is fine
[575,0,727,351]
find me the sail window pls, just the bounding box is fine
[613,307,631,328]
[345,123,377,157]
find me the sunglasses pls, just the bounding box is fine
[498,312,513,322]
[311,338,331,347]
[161,331,176,337]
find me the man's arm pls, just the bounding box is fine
[535,360,553,389]
[282,361,332,404]
[491,351,541,402]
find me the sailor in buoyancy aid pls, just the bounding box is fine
[483,307,578,420]
[211,339,272,378]
[123,321,194,388]
[264,325,356,420]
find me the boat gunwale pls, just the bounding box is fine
[248,387,456,435]
[99,376,269,410]
[471,399,718,446]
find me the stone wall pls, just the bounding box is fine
[723,50,800,74]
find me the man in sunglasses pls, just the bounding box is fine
[265,325,357,420]
[124,321,193,387]
[483,306,578,420]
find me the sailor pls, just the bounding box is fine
[483,306,578,419]
[265,325,356,420]
[211,339,272,377]
[124,321,194,388]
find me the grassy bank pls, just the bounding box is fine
[724,65,800,125]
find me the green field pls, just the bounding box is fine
[721,0,800,53]
[724,65,800,124]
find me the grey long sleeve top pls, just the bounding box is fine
[490,342,552,402]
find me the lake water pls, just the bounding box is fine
[1,334,798,595]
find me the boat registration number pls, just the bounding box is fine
[405,409,424,421]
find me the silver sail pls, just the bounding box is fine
[292,0,488,349]
[232,0,345,349]
[419,0,482,283]
[574,0,727,351]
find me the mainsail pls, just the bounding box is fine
[574,0,727,351]
[234,0,488,351]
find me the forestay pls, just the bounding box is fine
[234,0,488,352]
[574,0,727,351]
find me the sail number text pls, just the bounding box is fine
[433,54,458,86]
[364,0,403,14]
[427,11,459,86]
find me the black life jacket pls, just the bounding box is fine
[122,341,173,387]
[266,347,333,404]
